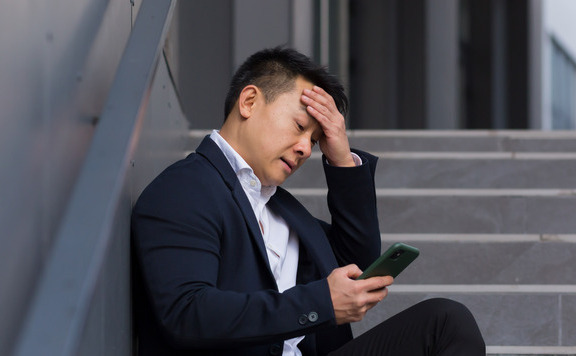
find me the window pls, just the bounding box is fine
[550,37,576,129]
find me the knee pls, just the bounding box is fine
[422,298,485,347]
[421,298,472,319]
[418,298,481,332]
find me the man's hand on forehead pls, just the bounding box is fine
[301,86,355,167]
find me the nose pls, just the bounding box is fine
[295,137,312,159]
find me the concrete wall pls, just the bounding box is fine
[0,0,138,353]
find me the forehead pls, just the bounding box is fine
[268,77,322,135]
[294,76,314,91]
[274,77,312,109]
[267,75,314,99]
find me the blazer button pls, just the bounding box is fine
[308,311,318,322]
[269,343,283,355]
[298,314,308,325]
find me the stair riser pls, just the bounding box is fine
[352,293,576,347]
[295,195,576,234]
[382,241,576,285]
[284,158,576,189]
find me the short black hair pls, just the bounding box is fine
[224,47,348,120]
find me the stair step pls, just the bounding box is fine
[486,346,576,355]
[389,284,576,293]
[188,129,576,153]
[346,130,576,152]
[290,189,576,234]
[284,153,576,189]
[352,289,576,349]
[379,233,576,243]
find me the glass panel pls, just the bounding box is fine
[550,37,576,129]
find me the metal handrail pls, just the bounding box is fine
[12,0,177,354]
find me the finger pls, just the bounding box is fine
[311,86,336,108]
[357,287,388,313]
[302,97,345,135]
[358,276,394,292]
[302,94,330,118]
[368,282,390,298]
[366,288,389,308]
[305,106,333,131]
[341,264,362,278]
[303,88,338,115]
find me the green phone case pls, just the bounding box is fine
[357,242,420,280]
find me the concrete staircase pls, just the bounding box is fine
[189,130,576,355]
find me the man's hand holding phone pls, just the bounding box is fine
[327,265,393,325]
[327,243,419,325]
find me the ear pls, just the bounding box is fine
[238,85,259,119]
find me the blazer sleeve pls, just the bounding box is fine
[321,149,381,270]
[131,160,337,350]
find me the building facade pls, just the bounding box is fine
[176,0,553,130]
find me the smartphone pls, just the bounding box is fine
[356,242,420,280]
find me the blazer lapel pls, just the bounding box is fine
[268,188,338,277]
[195,136,274,281]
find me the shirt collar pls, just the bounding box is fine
[209,130,277,201]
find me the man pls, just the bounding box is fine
[131,47,485,355]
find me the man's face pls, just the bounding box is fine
[240,77,323,187]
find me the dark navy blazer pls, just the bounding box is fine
[131,136,381,355]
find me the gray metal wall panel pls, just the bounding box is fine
[74,49,188,356]
[130,56,190,202]
[0,0,132,353]
[12,0,184,351]
[74,199,132,356]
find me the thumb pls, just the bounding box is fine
[341,264,363,279]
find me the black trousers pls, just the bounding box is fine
[328,298,486,356]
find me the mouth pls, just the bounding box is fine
[280,158,296,173]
